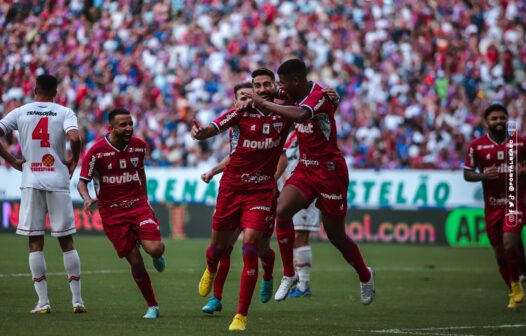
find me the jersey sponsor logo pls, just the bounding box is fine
[240,172,271,184]
[130,157,139,167]
[300,154,319,167]
[97,152,115,158]
[102,171,140,184]
[295,123,314,134]
[248,205,271,212]
[320,192,343,200]
[478,145,495,150]
[242,136,282,150]
[42,154,55,167]
[219,110,237,127]
[128,147,145,153]
[139,218,157,226]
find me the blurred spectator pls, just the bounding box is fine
[1,0,525,170]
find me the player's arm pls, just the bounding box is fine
[202,155,230,183]
[463,166,498,182]
[77,179,97,216]
[321,87,340,106]
[138,167,148,196]
[0,141,24,171]
[65,129,82,178]
[247,93,310,121]
[191,119,219,140]
[274,152,288,180]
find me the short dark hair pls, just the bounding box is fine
[108,108,131,122]
[36,74,58,94]
[484,103,508,119]
[233,82,253,98]
[277,59,307,77]
[251,68,275,80]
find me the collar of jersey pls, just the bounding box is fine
[105,135,129,152]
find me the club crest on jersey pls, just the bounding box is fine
[130,157,139,167]
[273,122,283,133]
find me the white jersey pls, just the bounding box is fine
[0,102,78,191]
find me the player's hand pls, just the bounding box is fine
[64,159,78,179]
[322,87,340,105]
[82,198,97,216]
[11,158,25,172]
[482,165,499,180]
[201,171,214,183]
[191,119,204,140]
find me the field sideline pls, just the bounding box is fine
[0,235,524,335]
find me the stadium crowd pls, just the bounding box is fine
[0,0,525,170]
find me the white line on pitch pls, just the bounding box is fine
[358,323,526,336]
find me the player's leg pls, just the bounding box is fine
[290,230,312,297]
[125,246,160,318]
[135,207,165,272]
[229,228,263,331]
[258,234,275,303]
[18,188,50,313]
[202,227,240,314]
[28,236,51,314]
[57,235,86,313]
[274,185,310,300]
[517,239,526,283]
[48,191,85,312]
[200,229,236,297]
[503,231,524,305]
[322,213,374,305]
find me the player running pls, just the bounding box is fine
[77,108,166,319]
[242,59,375,304]
[464,103,526,308]
[0,74,86,314]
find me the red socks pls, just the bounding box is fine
[276,218,295,277]
[260,248,275,281]
[132,266,158,307]
[340,236,370,282]
[213,245,233,300]
[237,243,258,316]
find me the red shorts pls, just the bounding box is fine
[99,202,161,258]
[212,186,277,237]
[485,207,524,246]
[285,165,348,219]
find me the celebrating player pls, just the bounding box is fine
[0,74,86,314]
[242,59,375,304]
[192,69,291,331]
[464,103,526,308]
[77,108,166,318]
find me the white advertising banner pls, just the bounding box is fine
[0,167,484,209]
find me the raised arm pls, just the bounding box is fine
[191,119,219,140]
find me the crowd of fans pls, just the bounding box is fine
[1,0,525,170]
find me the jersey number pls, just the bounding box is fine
[32,118,50,147]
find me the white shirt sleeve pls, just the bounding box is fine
[0,108,20,134]
[63,108,78,133]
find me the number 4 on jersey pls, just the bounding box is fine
[32,117,50,147]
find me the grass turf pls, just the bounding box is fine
[0,235,524,335]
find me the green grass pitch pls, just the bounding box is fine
[0,235,524,335]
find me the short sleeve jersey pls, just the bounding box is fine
[211,108,291,191]
[0,102,78,191]
[464,133,526,209]
[286,82,346,175]
[79,136,147,208]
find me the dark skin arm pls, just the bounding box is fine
[65,129,81,178]
[463,166,499,182]
[201,156,230,183]
[241,92,311,122]
[0,128,25,171]
[191,119,219,140]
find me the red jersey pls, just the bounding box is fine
[464,133,526,211]
[211,108,291,191]
[79,136,147,209]
[284,82,346,175]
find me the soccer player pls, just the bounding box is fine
[242,59,375,304]
[77,108,166,318]
[464,103,526,308]
[0,74,86,314]
[192,69,291,331]
[276,131,321,298]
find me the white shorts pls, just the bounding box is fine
[17,188,76,237]
[293,201,320,232]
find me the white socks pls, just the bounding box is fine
[294,246,312,291]
[63,250,83,305]
[29,251,49,306]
